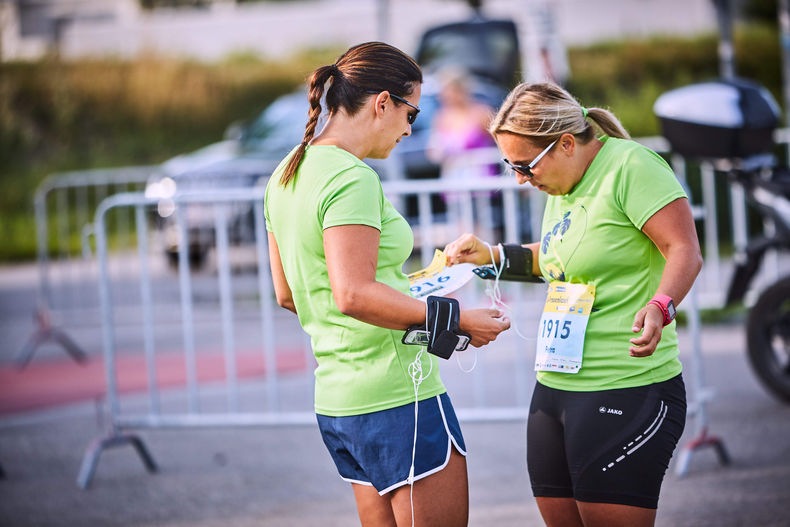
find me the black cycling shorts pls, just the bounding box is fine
[527,374,686,509]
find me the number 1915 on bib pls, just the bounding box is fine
[541,318,572,340]
[534,282,596,374]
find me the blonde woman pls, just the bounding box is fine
[445,82,702,527]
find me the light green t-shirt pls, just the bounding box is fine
[264,145,445,416]
[536,136,688,391]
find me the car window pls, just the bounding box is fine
[241,92,310,157]
[417,21,519,88]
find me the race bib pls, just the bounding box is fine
[407,249,476,301]
[534,281,595,373]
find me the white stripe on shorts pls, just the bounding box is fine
[376,395,467,495]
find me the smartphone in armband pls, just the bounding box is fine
[402,328,431,346]
[403,329,470,352]
[402,297,471,359]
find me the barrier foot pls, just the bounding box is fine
[15,308,88,369]
[77,431,158,489]
[674,426,730,478]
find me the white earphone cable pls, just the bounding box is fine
[483,242,535,342]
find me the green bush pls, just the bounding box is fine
[0,49,340,261]
[567,25,782,137]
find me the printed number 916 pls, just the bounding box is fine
[410,275,450,294]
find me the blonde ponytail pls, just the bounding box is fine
[490,82,630,146]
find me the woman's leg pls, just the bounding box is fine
[535,498,656,527]
[576,501,656,527]
[390,447,469,527]
[351,447,468,527]
[529,382,579,526]
[535,497,584,527]
[352,483,397,527]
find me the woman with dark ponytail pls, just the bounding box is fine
[264,42,509,526]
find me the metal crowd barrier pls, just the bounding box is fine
[75,177,553,487]
[16,165,159,368]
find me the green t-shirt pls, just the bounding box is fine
[264,145,445,416]
[536,136,687,391]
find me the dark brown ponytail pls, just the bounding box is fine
[279,42,422,187]
[279,65,334,187]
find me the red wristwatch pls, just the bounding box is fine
[647,294,676,326]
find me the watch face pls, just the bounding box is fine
[667,300,676,320]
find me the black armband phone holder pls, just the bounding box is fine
[473,243,543,283]
[402,296,471,359]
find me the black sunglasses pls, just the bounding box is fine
[366,90,420,125]
[503,139,558,178]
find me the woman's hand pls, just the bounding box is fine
[444,233,496,267]
[459,308,511,348]
[628,304,666,357]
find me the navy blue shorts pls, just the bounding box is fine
[527,374,687,509]
[316,392,467,495]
